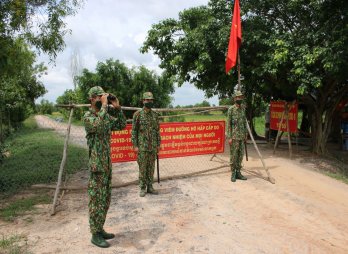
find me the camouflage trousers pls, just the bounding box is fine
[230,139,244,173]
[137,151,156,189]
[88,171,112,234]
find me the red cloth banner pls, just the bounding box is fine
[110,121,225,163]
[270,101,298,133]
[225,0,242,73]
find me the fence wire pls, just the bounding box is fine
[0,106,234,202]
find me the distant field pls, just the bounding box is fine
[47,110,272,137]
[172,111,266,137]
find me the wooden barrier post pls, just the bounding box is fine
[51,107,74,215]
[246,120,275,184]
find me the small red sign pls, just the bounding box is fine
[110,121,225,163]
[270,101,298,133]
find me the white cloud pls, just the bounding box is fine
[37,0,219,106]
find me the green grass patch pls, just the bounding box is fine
[253,116,265,137]
[0,116,88,195]
[0,234,29,254]
[0,194,50,222]
[324,172,348,185]
[182,113,226,122]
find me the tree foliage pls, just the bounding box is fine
[141,0,348,154]
[36,99,55,114]
[0,0,82,135]
[0,0,82,63]
[59,58,175,118]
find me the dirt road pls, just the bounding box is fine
[34,115,87,148]
[1,146,347,254]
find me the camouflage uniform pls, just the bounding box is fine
[131,92,161,192]
[227,92,247,181]
[84,87,126,235]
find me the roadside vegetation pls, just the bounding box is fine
[0,234,30,254]
[0,116,88,196]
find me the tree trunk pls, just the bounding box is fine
[310,100,339,154]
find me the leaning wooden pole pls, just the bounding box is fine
[286,103,292,159]
[51,107,74,215]
[246,120,275,184]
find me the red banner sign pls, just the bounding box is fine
[270,101,298,133]
[110,121,225,163]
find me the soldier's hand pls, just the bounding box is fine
[111,97,120,109]
[101,93,108,106]
[133,147,139,153]
[228,139,233,145]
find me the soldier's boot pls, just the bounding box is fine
[101,229,115,240]
[91,233,110,248]
[231,170,237,182]
[236,170,247,180]
[147,185,158,195]
[139,188,146,197]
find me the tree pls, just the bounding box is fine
[0,0,82,135]
[141,0,348,154]
[72,59,175,118]
[36,99,55,114]
[0,0,82,63]
[0,39,47,130]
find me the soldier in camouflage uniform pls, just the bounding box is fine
[131,92,161,197]
[227,90,248,182]
[83,86,126,248]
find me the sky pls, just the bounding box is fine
[37,0,220,106]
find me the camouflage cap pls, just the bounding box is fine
[143,92,154,100]
[88,86,104,97]
[233,90,244,98]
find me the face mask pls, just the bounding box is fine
[95,100,102,110]
[235,100,242,105]
[144,102,153,109]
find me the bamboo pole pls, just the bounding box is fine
[286,103,293,159]
[237,50,241,90]
[51,107,74,215]
[246,120,275,184]
[55,104,229,112]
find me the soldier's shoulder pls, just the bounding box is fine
[133,110,144,121]
[83,110,92,118]
[133,110,141,117]
[229,105,238,111]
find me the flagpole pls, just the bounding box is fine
[237,49,241,90]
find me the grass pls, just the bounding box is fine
[181,112,227,122]
[0,194,51,222]
[175,111,266,137]
[0,116,88,195]
[0,234,30,254]
[325,172,348,185]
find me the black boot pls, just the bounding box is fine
[231,170,237,182]
[91,233,110,248]
[147,185,158,194]
[236,171,247,180]
[100,229,115,239]
[139,188,146,197]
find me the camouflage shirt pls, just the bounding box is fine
[84,106,126,173]
[227,104,247,140]
[131,108,161,152]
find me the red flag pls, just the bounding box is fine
[225,0,242,74]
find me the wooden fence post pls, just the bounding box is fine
[51,107,74,215]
